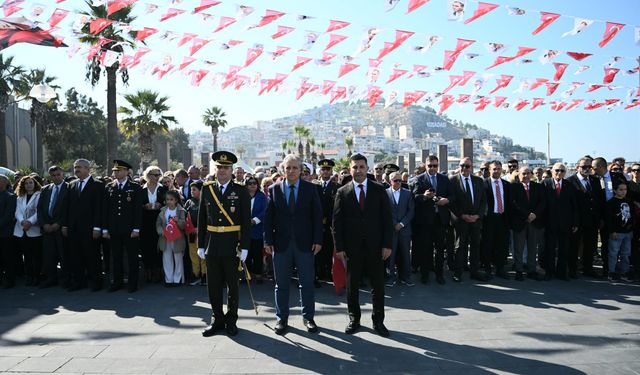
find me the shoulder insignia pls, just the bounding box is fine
[203,181,214,186]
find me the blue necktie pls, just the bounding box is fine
[49,185,59,216]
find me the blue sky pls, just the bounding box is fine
[6,0,640,162]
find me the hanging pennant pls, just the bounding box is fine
[443,75,463,93]
[407,0,429,14]
[565,99,584,111]
[193,0,221,14]
[464,2,498,24]
[598,22,624,48]
[494,96,507,108]
[160,8,186,22]
[272,25,294,39]
[531,98,544,110]
[330,86,347,104]
[179,56,196,70]
[531,12,560,35]
[291,56,312,71]
[324,34,348,51]
[552,63,569,81]
[458,70,476,86]
[190,69,209,86]
[89,18,112,35]
[438,95,455,113]
[367,86,384,107]
[322,80,336,95]
[213,16,236,33]
[546,82,560,96]
[443,50,462,70]
[454,38,475,52]
[530,78,549,91]
[386,68,408,84]
[107,0,136,16]
[566,52,592,61]
[249,9,286,29]
[176,33,197,47]
[489,75,513,94]
[338,63,360,78]
[514,99,529,111]
[562,18,593,37]
[244,46,263,67]
[48,8,69,28]
[326,20,350,33]
[136,27,158,41]
[403,90,426,106]
[190,38,209,56]
[603,67,620,84]
[474,96,491,111]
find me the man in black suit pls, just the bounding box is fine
[509,167,546,281]
[333,153,393,337]
[542,163,579,280]
[410,155,452,284]
[568,157,603,278]
[314,159,338,286]
[264,155,323,335]
[37,166,69,288]
[481,161,511,279]
[449,157,488,282]
[62,159,104,291]
[385,171,415,286]
[0,175,16,288]
[102,160,143,293]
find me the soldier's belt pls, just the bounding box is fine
[207,225,241,233]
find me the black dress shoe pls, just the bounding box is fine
[226,324,238,336]
[303,319,318,333]
[127,285,138,293]
[496,270,510,280]
[515,272,524,281]
[436,274,446,285]
[527,272,540,280]
[345,321,360,334]
[452,273,462,283]
[420,273,430,284]
[274,321,288,335]
[470,273,488,282]
[314,280,322,288]
[202,323,225,337]
[373,323,390,337]
[108,284,122,292]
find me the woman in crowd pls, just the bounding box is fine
[13,175,42,286]
[140,166,167,283]
[156,190,186,287]
[245,176,267,283]
[261,176,273,197]
[161,172,175,191]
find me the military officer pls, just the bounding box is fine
[314,159,338,286]
[102,160,143,293]
[198,151,252,337]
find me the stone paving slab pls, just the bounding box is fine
[1,276,639,374]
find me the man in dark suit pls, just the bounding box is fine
[510,167,546,281]
[568,157,603,278]
[411,155,453,285]
[102,160,143,293]
[314,159,338,286]
[0,175,16,288]
[264,155,323,335]
[385,171,414,286]
[198,151,251,337]
[449,157,488,282]
[542,163,579,280]
[37,166,69,288]
[62,159,104,291]
[481,161,511,279]
[333,153,393,337]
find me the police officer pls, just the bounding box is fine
[198,151,251,337]
[102,160,143,293]
[314,159,338,286]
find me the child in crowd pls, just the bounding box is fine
[185,181,206,286]
[156,190,187,287]
[605,181,634,282]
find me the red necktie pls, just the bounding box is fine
[524,183,530,201]
[555,181,561,197]
[495,180,503,213]
[358,184,365,210]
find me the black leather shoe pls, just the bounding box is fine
[436,274,446,285]
[108,284,122,292]
[226,324,238,336]
[274,321,288,335]
[452,273,462,283]
[527,272,540,280]
[515,272,524,281]
[303,319,318,333]
[496,269,510,280]
[314,280,322,288]
[202,322,225,337]
[127,285,138,293]
[373,323,390,337]
[470,272,489,282]
[345,321,360,334]
[420,273,430,284]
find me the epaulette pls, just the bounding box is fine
[203,181,214,186]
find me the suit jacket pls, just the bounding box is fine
[141,184,168,209]
[332,180,393,256]
[386,187,414,237]
[315,179,339,228]
[250,191,268,240]
[37,182,69,227]
[542,178,579,230]
[509,181,546,231]
[484,177,511,220]
[449,174,487,220]
[264,179,323,252]
[14,192,41,237]
[64,177,103,234]
[103,179,143,235]
[567,174,603,228]
[0,190,16,237]
[411,172,453,226]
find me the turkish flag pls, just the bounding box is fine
[586,84,604,92]
[546,82,560,96]
[377,41,397,60]
[455,38,475,53]
[624,100,640,110]
[338,63,359,78]
[551,101,567,111]
[369,58,383,68]
[330,86,347,104]
[326,19,350,33]
[254,9,285,28]
[243,46,263,67]
[367,86,384,107]
[48,8,69,28]
[494,96,507,108]
[291,56,312,72]
[514,99,529,111]
[457,94,470,103]
[489,75,513,94]
[213,16,236,33]
[386,69,408,84]
[598,22,624,48]
[190,38,209,56]
[486,55,511,70]
[163,218,182,242]
[403,90,427,106]
[393,29,415,47]
[271,25,294,39]
[553,63,569,81]
[179,56,196,71]
[443,75,463,93]
[603,67,620,84]
[464,2,499,24]
[585,101,605,110]
[443,50,461,70]
[190,69,209,87]
[176,33,197,47]
[458,71,476,86]
[107,0,135,16]
[565,99,584,111]
[531,98,545,110]
[332,249,346,295]
[135,27,158,41]
[324,34,348,51]
[89,18,112,35]
[160,8,185,22]
[407,0,429,14]
[530,78,548,91]
[407,64,428,78]
[475,97,492,111]
[511,46,537,60]
[193,0,221,14]
[438,95,455,113]
[271,45,290,59]
[531,12,560,35]
[0,17,65,51]
[322,80,336,95]
[566,52,592,61]
[296,82,313,100]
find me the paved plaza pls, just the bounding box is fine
[1,276,639,374]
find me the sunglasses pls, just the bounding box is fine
[459,164,471,169]
[392,179,402,183]
[479,167,488,171]
[149,173,162,177]
[554,169,566,173]
[632,169,640,173]
[579,166,592,169]
[246,181,257,185]
[427,164,438,168]
[611,168,622,172]
[374,168,382,171]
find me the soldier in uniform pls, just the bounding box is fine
[102,160,143,293]
[198,151,251,337]
[314,159,338,286]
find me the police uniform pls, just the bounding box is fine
[103,160,143,292]
[314,159,338,282]
[198,151,251,337]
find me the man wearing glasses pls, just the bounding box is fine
[449,157,488,282]
[567,157,604,278]
[542,163,579,281]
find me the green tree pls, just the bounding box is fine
[166,127,190,164]
[0,54,25,166]
[119,90,177,171]
[78,1,137,172]
[202,106,227,152]
[344,136,354,158]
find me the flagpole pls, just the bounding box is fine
[546,122,551,166]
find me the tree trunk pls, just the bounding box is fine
[0,110,7,166]
[212,126,218,152]
[106,66,119,173]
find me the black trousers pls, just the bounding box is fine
[346,241,385,324]
[0,236,16,284]
[418,220,446,276]
[481,213,509,270]
[69,229,102,288]
[206,255,240,325]
[569,225,598,274]
[545,226,570,277]
[247,238,264,276]
[315,228,334,280]
[110,234,139,287]
[140,227,161,271]
[41,229,67,284]
[17,235,42,281]
[454,220,483,275]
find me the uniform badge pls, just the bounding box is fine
[127,197,132,202]
[230,206,236,213]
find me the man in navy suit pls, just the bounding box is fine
[264,154,323,335]
[481,160,511,279]
[410,155,452,284]
[385,171,414,286]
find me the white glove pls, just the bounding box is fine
[197,248,205,259]
[239,249,248,262]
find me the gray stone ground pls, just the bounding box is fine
[1,274,639,375]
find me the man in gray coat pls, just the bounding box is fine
[385,171,415,286]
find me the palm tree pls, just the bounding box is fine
[344,136,354,158]
[0,55,25,166]
[78,1,137,171]
[235,144,246,160]
[318,142,326,159]
[118,90,177,170]
[202,106,228,152]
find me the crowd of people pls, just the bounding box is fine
[0,152,638,335]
